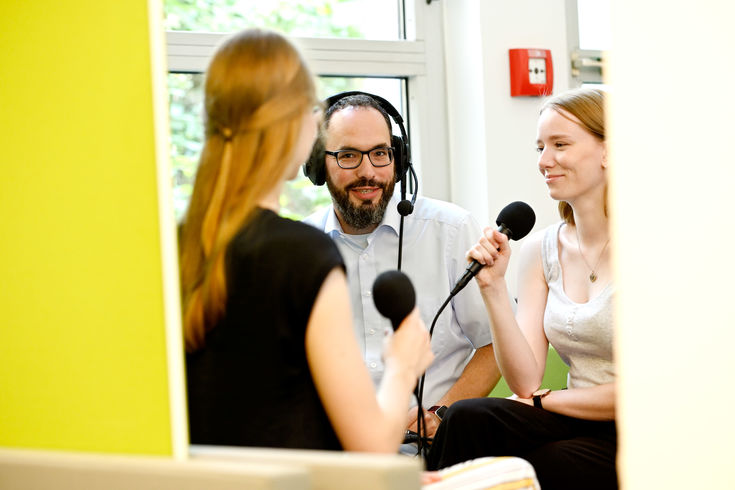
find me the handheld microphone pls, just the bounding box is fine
[372,270,416,330]
[450,201,536,296]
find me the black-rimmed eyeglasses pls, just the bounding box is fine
[325,147,394,169]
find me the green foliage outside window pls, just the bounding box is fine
[165,0,362,39]
[165,0,379,221]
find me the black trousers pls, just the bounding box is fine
[425,397,618,490]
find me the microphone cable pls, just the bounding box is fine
[394,162,421,453]
[397,216,405,271]
[415,291,453,459]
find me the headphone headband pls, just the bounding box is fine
[324,91,405,126]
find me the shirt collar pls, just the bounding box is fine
[381,193,403,234]
[322,205,343,235]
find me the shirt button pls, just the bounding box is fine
[365,290,372,297]
[370,362,377,369]
[369,328,376,335]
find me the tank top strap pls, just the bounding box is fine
[541,222,565,285]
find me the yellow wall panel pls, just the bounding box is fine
[0,1,174,454]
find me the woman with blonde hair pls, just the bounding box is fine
[181,28,433,452]
[426,88,617,489]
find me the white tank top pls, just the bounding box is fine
[542,222,615,389]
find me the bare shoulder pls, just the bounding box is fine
[518,229,544,263]
[515,229,547,289]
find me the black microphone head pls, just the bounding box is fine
[495,201,536,240]
[397,199,414,216]
[372,270,416,330]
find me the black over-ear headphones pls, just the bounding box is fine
[303,91,412,188]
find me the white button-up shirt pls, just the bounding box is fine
[304,194,493,407]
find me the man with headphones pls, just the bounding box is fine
[303,92,500,441]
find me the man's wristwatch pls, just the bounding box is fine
[532,389,551,408]
[428,405,448,420]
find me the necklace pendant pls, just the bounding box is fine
[589,272,597,282]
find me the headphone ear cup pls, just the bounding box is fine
[391,134,407,182]
[303,136,326,186]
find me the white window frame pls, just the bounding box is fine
[565,0,605,87]
[165,0,451,200]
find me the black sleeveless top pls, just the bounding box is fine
[187,208,345,450]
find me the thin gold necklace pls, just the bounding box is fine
[575,228,610,283]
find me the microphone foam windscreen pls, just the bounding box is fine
[496,201,536,240]
[372,270,416,329]
[397,199,414,217]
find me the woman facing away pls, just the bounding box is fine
[179,28,433,453]
[426,87,617,490]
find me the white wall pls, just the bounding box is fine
[443,0,571,293]
[443,0,489,224]
[609,1,735,488]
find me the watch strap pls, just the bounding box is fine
[532,395,544,408]
[532,388,551,409]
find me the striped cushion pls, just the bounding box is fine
[423,456,540,490]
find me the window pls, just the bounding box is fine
[165,0,447,221]
[168,72,405,220]
[165,0,404,40]
[567,0,610,87]
[577,0,611,51]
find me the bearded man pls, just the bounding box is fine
[304,93,500,440]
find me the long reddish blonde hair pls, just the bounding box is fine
[179,29,317,351]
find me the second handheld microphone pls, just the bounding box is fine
[450,201,536,296]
